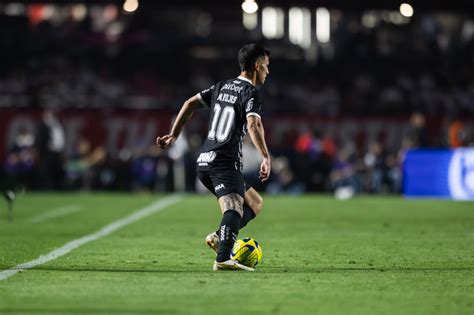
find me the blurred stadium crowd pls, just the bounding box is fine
[1,3,473,194]
[1,4,474,116]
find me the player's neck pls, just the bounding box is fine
[239,72,256,86]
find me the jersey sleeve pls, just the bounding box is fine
[197,85,215,108]
[245,90,263,119]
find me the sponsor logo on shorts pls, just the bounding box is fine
[197,151,216,166]
[215,183,225,191]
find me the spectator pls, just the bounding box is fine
[4,129,36,190]
[266,157,304,195]
[329,147,360,193]
[35,107,65,190]
[64,136,106,190]
[406,112,430,148]
[447,116,468,148]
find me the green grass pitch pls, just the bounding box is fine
[0,193,473,314]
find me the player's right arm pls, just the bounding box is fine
[157,84,214,149]
[156,95,203,149]
[247,115,271,182]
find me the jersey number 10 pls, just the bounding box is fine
[208,103,235,142]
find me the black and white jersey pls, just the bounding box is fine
[196,76,262,170]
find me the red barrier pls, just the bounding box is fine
[0,109,175,161]
[1,109,464,161]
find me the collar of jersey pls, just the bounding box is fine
[237,76,253,85]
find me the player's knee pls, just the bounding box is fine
[219,193,244,217]
[249,195,263,215]
[223,208,243,218]
[255,195,263,214]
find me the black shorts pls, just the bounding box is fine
[197,167,250,198]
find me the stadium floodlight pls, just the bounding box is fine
[289,7,311,49]
[262,7,284,39]
[71,4,87,21]
[316,7,330,43]
[242,0,259,14]
[362,11,378,28]
[399,3,414,17]
[4,3,25,16]
[389,11,404,24]
[462,20,474,41]
[243,12,258,30]
[123,0,139,13]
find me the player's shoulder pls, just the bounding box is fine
[234,76,255,90]
[215,77,257,101]
[229,77,256,100]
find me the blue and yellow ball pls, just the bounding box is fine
[231,237,263,268]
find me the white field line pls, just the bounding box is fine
[0,195,183,281]
[27,205,82,224]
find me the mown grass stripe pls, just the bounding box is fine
[0,195,183,281]
[27,205,82,224]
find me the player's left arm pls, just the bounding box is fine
[156,95,203,149]
[245,90,271,182]
[247,115,271,182]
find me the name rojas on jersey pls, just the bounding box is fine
[216,82,244,104]
[216,93,237,104]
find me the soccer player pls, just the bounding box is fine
[156,44,271,271]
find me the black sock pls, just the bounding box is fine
[215,206,257,234]
[216,210,241,263]
[239,205,256,230]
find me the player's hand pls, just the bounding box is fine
[259,157,271,182]
[156,134,176,149]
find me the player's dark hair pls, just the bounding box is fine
[238,44,270,72]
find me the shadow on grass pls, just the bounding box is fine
[0,308,176,314]
[21,266,474,274]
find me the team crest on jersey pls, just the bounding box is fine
[246,98,254,112]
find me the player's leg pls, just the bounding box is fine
[240,186,263,230]
[215,193,243,262]
[213,193,253,271]
[206,185,264,252]
[206,170,253,270]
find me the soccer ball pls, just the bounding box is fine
[231,237,263,268]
